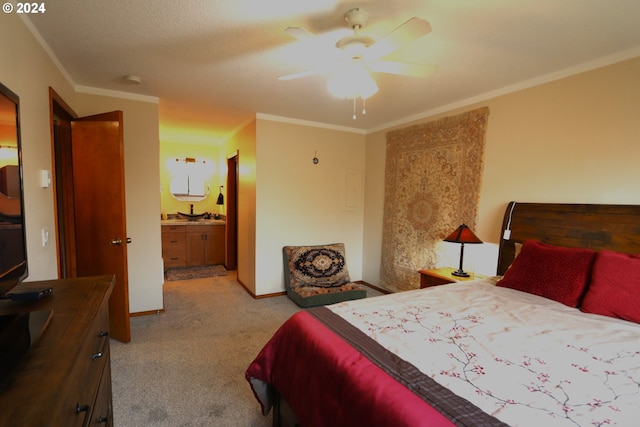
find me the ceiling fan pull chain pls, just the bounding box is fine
[353,98,357,120]
[362,97,367,115]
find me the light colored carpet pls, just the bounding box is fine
[110,272,300,426]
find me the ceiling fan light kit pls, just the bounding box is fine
[327,63,378,120]
[280,7,436,119]
[327,64,378,99]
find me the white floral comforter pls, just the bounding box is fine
[329,280,640,427]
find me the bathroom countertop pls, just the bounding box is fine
[161,219,226,226]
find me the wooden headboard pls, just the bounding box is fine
[497,202,640,275]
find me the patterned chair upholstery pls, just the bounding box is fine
[282,243,367,308]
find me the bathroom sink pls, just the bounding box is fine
[177,212,207,221]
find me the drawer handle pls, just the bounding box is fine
[92,330,109,359]
[98,416,109,424]
[76,404,90,414]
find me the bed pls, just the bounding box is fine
[246,202,640,427]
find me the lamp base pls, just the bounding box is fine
[451,269,470,278]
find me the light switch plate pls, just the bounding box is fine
[39,170,51,188]
[41,228,49,247]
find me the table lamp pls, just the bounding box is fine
[443,224,483,277]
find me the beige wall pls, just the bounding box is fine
[75,93,163,313]
[363,57,640,288]
[221,117,366,297]
[0,14,76,281]
[254,118,366,295]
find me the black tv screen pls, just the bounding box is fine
[0,82,28,298]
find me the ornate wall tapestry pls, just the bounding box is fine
[380,107,490,292]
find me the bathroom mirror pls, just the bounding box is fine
[169,157,211,202]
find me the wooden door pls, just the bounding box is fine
[71,111,130,343]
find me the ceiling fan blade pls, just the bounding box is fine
[367,17,432,59]
[285,26,315,41]
[278,65,335,81]
[369,61,437,78]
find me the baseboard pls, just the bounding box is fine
[254,291,287,299]
[130,308,165,317]
[356,280,391,295]
[236,278,286,299]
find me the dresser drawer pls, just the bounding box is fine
[0,276,115,427]
[66,302,111,426]
[89,360,113,426]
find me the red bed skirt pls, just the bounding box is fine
[246,310,457,427]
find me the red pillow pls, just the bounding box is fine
[497,240,596,307]
[581,250,640,323]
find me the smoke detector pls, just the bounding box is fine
[124,74,142,84]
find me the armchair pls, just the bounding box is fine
[282,243,366,308]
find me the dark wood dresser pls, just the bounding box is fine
[0,275,115,426]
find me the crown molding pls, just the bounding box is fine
[75,85,159,103]
[370,47,640,134]
[256,113,366,135]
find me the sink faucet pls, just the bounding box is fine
[190,204,194,214]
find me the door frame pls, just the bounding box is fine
[48,88,131,343]
[49,88,78,277]
[225,153,238,271]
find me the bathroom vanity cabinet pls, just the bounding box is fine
[185,224,225,266]
[162,222,225,269]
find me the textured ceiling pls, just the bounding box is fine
[25,0,640,142]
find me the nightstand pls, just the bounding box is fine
[418,267,485,288]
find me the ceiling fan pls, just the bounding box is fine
[278,7,437,83]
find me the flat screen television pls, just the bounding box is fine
[0,81,38,385]
[0,81,27,297]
